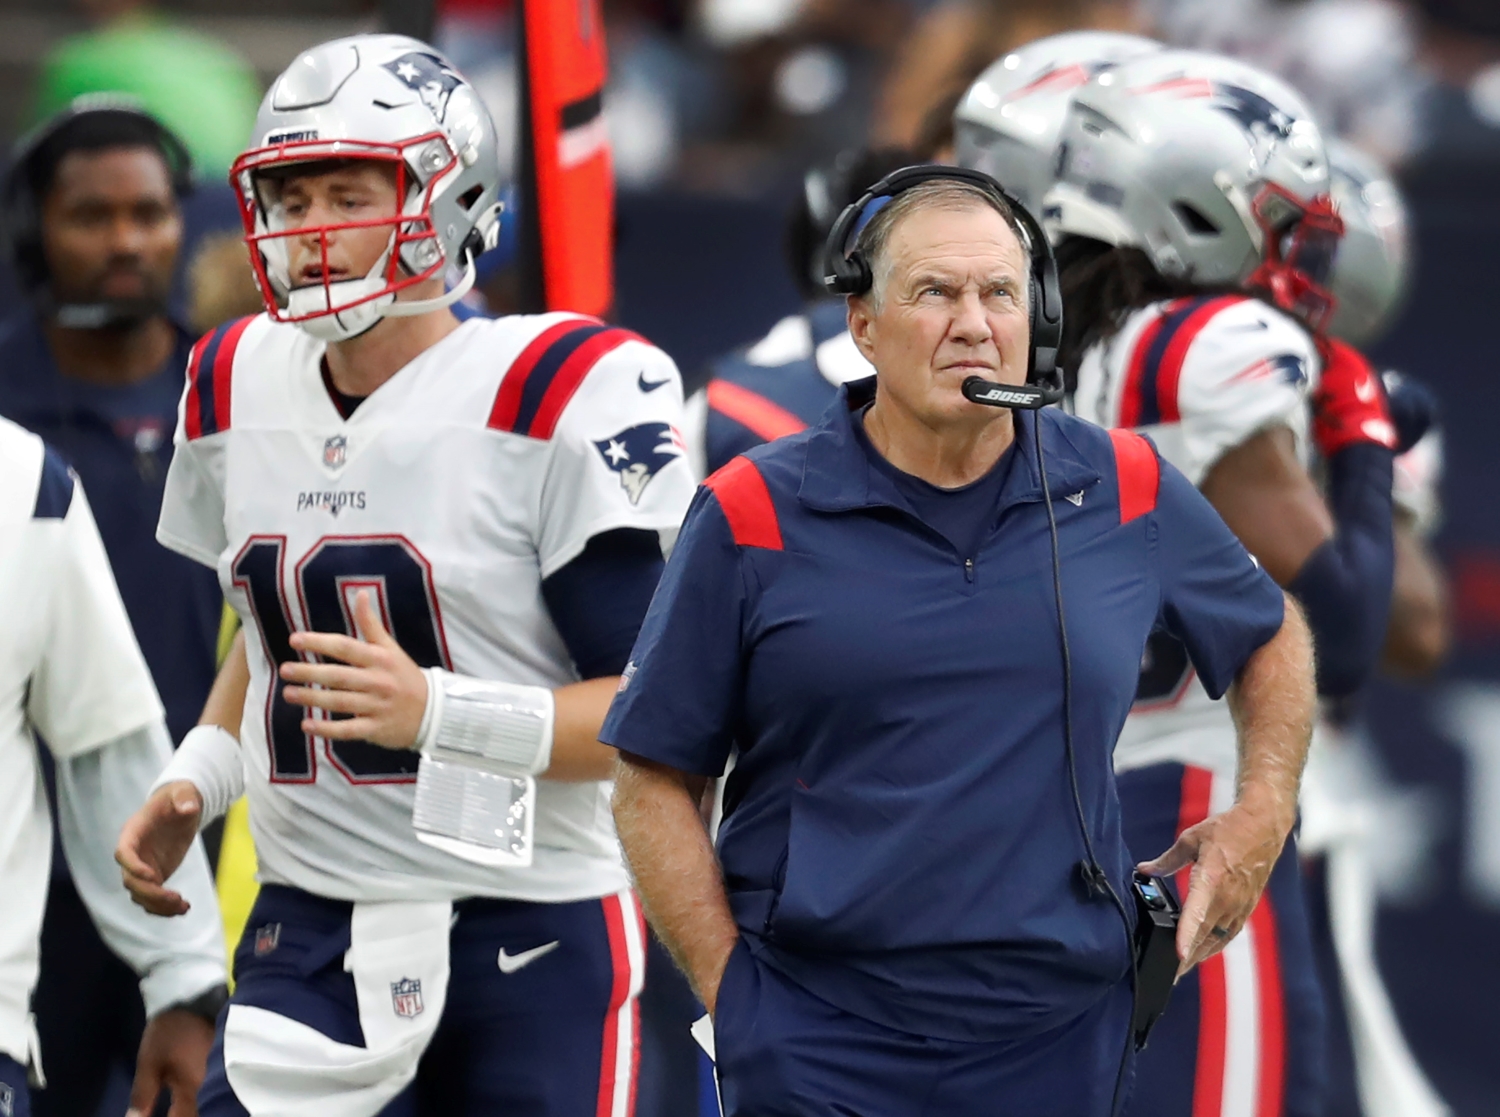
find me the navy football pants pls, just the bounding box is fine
[199,884,645,1117]
[713,940,1135,1117]
[1118,763,1326,1117]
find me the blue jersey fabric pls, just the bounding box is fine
[0,311,221,742]
[602,377,1285,1042]
[703,301,847,476]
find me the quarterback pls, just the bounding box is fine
[115,35,693,1117]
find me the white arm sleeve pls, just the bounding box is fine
[151,724,246,827]
[536,339,697,577]
[53,721,227,1017]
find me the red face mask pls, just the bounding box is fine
[231,134,457,325]
[1245,182,1345,331]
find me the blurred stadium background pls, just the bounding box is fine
[2,0,1500,1113]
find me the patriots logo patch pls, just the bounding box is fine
[384,52,464,123]
[594,422,683,505]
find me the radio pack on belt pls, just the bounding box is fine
[1130,872,1182,1050]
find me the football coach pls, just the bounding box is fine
[602,167,1316,1116]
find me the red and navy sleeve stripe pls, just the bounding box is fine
[1118,295,1243,428]
[488,318,646,439]
[183,316,254,440]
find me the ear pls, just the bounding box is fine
[846,295,878,364]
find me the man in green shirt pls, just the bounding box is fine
[33,0,261,178]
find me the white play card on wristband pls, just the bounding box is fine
[412,755,535,867]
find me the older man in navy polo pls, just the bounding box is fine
[603,174,1316,1116]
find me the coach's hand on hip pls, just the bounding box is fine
[1139,596,1316,976]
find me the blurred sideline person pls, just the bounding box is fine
[686,31,1165,481]
[683,148,912,478]
[115,35,694,1116]
[0,99,224,1117]
[1298,141,1451,1117]
[0,416,225,1117]
[32,0,261,179]
[1052,51,1406,1117]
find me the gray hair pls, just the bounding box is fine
[853,179,1033,308]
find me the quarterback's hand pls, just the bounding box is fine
[1137,791,1292,977]
[1312,338,1398,457]
[282,591,427,749]
[116,781,203,917]
[128,1007,215,1117]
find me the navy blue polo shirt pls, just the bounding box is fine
[0,311,221,743]
[601,377,1285,1042]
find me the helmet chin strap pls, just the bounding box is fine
[381,255,477,318]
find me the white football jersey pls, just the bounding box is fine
[0,419,165,1062]
[1073,294,1320,776]
[158,312,695,903]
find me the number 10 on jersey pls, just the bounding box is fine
[232,534,452,784]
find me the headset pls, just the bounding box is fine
[821,163,1064,409]
[1,96,193,323]
[824,165,1156,1112]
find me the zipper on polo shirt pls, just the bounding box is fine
[964,557,975,583]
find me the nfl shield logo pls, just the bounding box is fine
[323,435,347,469]
[391,977,424,1019]
[253,922,281,956]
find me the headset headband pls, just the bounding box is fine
[820,164,1063,399]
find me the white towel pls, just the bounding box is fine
[224,900,452,1117]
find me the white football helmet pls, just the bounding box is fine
[1326,139,1409,346]
[232,34,504,342]
[1044,49,1342,325]
[953,30,1161,217]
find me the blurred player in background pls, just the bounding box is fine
[1051,50,1409,1117]
[686,32,1166,481]
[115,33,693,1116]
[0,99,225,1117]
[0,416,225,1117]
[683,147,910,478]
[1299,140,1452,1117]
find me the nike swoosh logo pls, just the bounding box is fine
[498,940,560,974]
[1224,321,1269,332]
[638,373,671,393]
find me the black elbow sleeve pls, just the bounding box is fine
[1286,444,1395,697]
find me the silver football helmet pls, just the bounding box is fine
[1043,49,1342,325]
[232,34,504,342]
[1325,139,1409,346]
[953,30,1161,217]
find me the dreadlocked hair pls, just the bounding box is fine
[1056,237,1240,391]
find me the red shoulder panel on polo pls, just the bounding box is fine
[1108,428,1160,525]
[703,456,784,550]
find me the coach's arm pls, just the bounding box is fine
[613,755,740,1014]
[1139,594,1316,974]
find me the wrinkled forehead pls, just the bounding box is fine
[885,203,1028,278]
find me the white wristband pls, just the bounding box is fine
[150,725,244,827]
[420,668,555,777]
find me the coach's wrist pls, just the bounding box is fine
[1232,780,1298,839]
